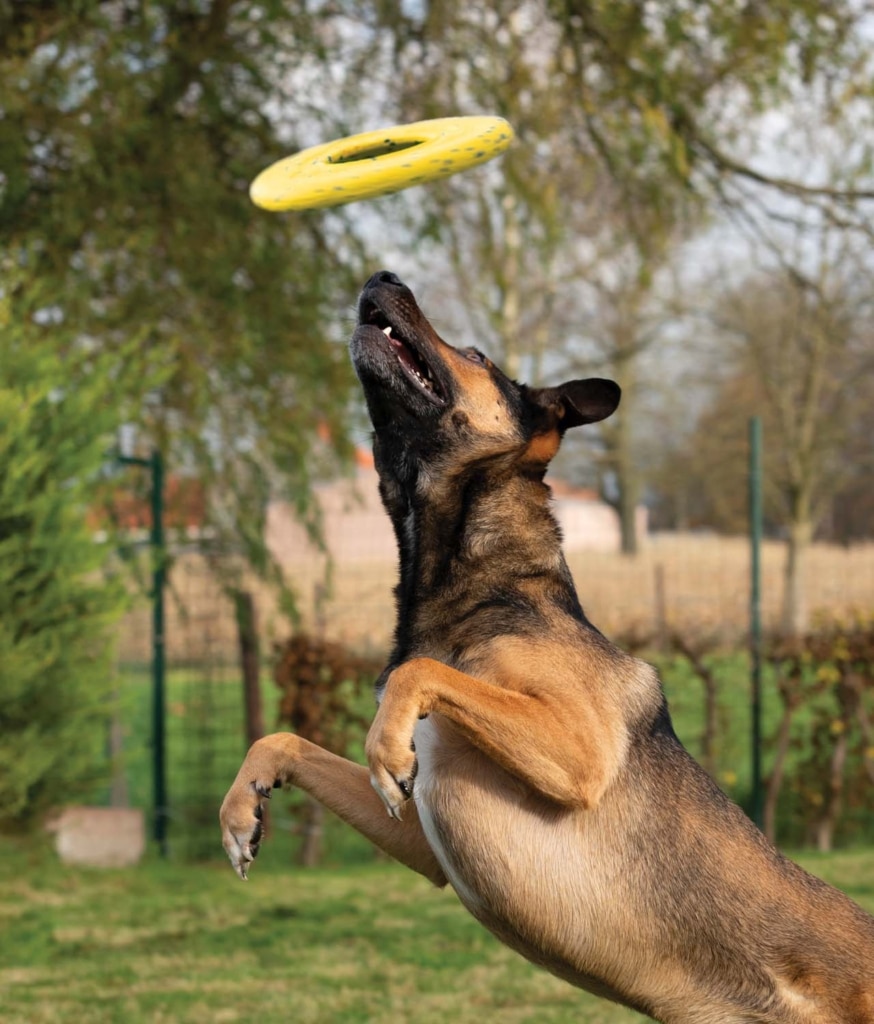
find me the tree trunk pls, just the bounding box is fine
[618,475,640,555]
[109,689,129,807]
[671,634,718,777]
[653,564,668,652]
[782,518,812,636]
[499,191,522,379]
[232,589,264,748]
[763,690,796,844]
[816,719,849,853]
[613,354,640,556]
[298,798,325,867]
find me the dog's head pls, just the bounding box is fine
[350,270,619,496]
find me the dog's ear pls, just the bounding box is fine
[528,378,621,431]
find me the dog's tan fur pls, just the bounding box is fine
[221,271,874,1023]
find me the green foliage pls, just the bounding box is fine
[645,619,874,849]
[354,1,874,228]
[0,0,361,588]
[272,633,382,864]
[3,0,871,579]
[335,1,874,535]
[274,633,380,753]
[768,614,874,847]
[0,333,139,824]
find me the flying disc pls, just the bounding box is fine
[249,116,515,211]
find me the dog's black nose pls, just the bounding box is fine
[366,270,405,289]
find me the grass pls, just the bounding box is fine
[2,839,873,1024]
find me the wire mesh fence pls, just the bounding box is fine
[110,519,874,861]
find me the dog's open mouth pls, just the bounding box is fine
[365,310,447,406]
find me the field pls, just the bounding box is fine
[2,840,873,1024]
[117,534,874,664]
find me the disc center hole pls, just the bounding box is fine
[328,139,424,164]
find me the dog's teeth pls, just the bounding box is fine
[382,325,392,337]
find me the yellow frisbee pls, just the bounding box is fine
[249,116,515,211]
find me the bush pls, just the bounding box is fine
[766,615,874,850]
[625,622,874,849]
[272,633,382,864]
[0,343,130,825]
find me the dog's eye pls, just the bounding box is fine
[463,348,488,366]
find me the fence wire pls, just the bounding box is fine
[111,531,874,860]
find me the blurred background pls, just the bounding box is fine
[2,4,874,1018]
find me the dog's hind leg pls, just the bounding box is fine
[219,733,447,885]
[366,656,625,820]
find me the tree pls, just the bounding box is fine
[327,1,874,559]
[651,236,873,633]
[343,1,874,218]
[5,0,871,588]
[549,1,874,233]
[0,1,362,590]
[0,309,154,824]
[727,265,871,634]
[829,392,874,543]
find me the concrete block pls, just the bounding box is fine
[49,806,146,867]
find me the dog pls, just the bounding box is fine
[220,270,874,1023]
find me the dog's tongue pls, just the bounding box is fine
[390,336,419,375]
[383,325,439,396]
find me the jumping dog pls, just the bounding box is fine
[220,271,874,1023]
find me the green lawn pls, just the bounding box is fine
[2,838,873,1024]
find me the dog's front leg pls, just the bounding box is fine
[366,657,620,818]
[219,732,447,885]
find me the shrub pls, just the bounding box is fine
[272,633,382,864]
[766,615,874,850]
[0,343,130,825]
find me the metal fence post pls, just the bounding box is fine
[117,447,168,856]
[150,449,168,856]
[749,417,763,830]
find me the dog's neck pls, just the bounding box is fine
[381,460,587,661]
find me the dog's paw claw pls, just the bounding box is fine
[369,765,415,821]
[366,721,418,820]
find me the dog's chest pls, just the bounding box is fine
[412,717,485,910]
[410,716,634,994]
[411,717,600,917]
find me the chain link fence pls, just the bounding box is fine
[110,516,874,860]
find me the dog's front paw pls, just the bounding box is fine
[365,732,418,821]
[365,663,424,820]
[219,778,274,880]
[364,741,415,819]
